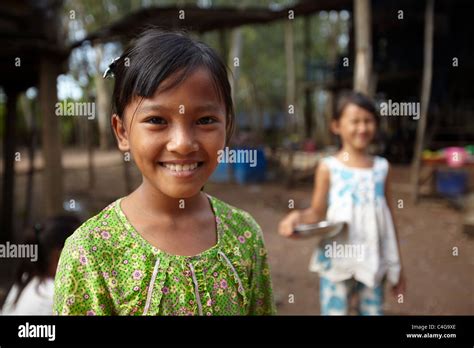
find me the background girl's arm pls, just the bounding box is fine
[384,164,406,297]
[278,161,330,237]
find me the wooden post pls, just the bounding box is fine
[321,13,340,147]
[285,20,296,132]
[95,44,113,150]
[228,28,242,106]
[1,88,19,243]
[218,29,228,61]
[354,0,373,95]
[323,90,335,146]
[39,55,63,216]
[285,19,297,186]
[303,16,313,138]
[86,101,96,192]
[21,94,38,230]
[412,0,435,203]
[227,28,242,183]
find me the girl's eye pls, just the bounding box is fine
[197,116,217,125]
[147,117,167,125]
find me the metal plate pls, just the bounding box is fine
[293,221,346,239]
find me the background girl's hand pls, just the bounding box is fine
[278,210,302,238]
[391,272,406,298]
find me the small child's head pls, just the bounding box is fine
[110,29,234,199]
[11,215,80,304]
[331,91,378,151]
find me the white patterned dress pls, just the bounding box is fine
[309,156,401,289]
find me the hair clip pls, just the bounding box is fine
[103,56,121,79]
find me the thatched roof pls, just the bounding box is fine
[70,0,351,48]
[0,0,69,91]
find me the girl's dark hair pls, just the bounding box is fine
[334,90,378,121]
[110,28,235,142]
[10,215,80,306]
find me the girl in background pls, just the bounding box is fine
[1,215,80,315]
[279,91,405,315]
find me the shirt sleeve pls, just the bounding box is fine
[53,230,113,315]
[243,213,276,315]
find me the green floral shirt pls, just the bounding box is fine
[54,194,276,316]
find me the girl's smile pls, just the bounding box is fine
[158,160,205,178]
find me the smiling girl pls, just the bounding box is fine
[279,92,405,315]
[53,29,275,316]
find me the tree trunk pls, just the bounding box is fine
[354,0,373,95]
[412,0,435,203]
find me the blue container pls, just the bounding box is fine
[209,161,232,183]
[436,169,468,197]
[233,147,267,184]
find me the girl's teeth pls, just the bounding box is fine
[164,163,198,172]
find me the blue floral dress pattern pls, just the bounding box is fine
[309,156,401,288]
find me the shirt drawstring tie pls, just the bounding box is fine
[188,262,203,315]
[143,257,160,315]
[218,250,244,294]
[143,251,245,316]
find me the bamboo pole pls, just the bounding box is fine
[354,0,373,95]
[411,0,435,203]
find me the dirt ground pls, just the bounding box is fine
[2,149,473,315]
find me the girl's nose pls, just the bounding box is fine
[357,126,367,133]
[166,126,199,154]
[357,123,369,133]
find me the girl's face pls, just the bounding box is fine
[112,68,227,199]
[331,103,376,151]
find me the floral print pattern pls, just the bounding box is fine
[54,194,276,316]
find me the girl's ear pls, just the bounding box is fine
[330,119,340,135]
[111,114,130,152]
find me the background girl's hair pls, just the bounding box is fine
[334,90,378,121]
[110,28,235,142]
[10,215,80,306]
